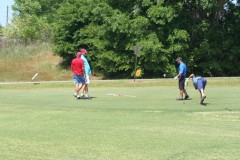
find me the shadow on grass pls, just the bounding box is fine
[176,98,192,101]
[224,108,232,111]
[201,103,210,106]
[77,96,97,100]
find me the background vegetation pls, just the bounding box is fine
[2,0,240,79]
[0,42,71,81]
[0,25,3,36]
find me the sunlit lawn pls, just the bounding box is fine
[0,79,239,160]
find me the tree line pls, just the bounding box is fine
[3,0,240,78]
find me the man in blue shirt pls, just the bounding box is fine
[80,48,92,99]
[187,74,207,104]
[174,57,189,100]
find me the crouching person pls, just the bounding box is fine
[187,74,207,104]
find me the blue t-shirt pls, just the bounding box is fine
[81,55,91,75]
[192,75,203,89]
[192,75,199,87]
[178,62,187,77]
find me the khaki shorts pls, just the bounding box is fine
[85,74,90,84]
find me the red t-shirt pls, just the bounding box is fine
[71,58,84,75]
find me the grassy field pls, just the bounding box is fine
[0,79,240,160]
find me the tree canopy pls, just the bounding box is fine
[4,0,64,43]
[5,0,240,78]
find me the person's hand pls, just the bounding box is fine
[174,76,178,80]
[186,78,190,82]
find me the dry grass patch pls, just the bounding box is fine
[0,43,72,81]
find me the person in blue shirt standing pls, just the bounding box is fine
[187,74,207,104]
[174,57,189,100]
[80,48,92,99]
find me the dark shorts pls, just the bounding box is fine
[179,77,185,90]
[197,77,207,90]
[73,75,85,84]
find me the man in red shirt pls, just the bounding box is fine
[71,52,86,99]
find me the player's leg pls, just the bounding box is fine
[80,74,89,98]
[74,84,78,97]
[183,88,189,99]
[198,90,202,103]
[202,78,207,101]
[179,90,183,99]
[178,77,188,100]
[78,75,86,99]
[84,74,90,98]
[84,85,88,96]
[73,75,81,98]
[73,75,85,99]
[181,77,189,99]
[178,78,183,100]
[198,78,206,104]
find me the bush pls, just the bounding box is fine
[4,15,52,43]
[53,0,177,79]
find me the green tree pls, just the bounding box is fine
[176,0,240,76]
[219,0,240,76]
[4,0,64,42]
[53,0,240,78]
[4,15,51,42]
[13,0,65,23]
[54,0,179,78]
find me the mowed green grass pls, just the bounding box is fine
[0,79,240,160]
